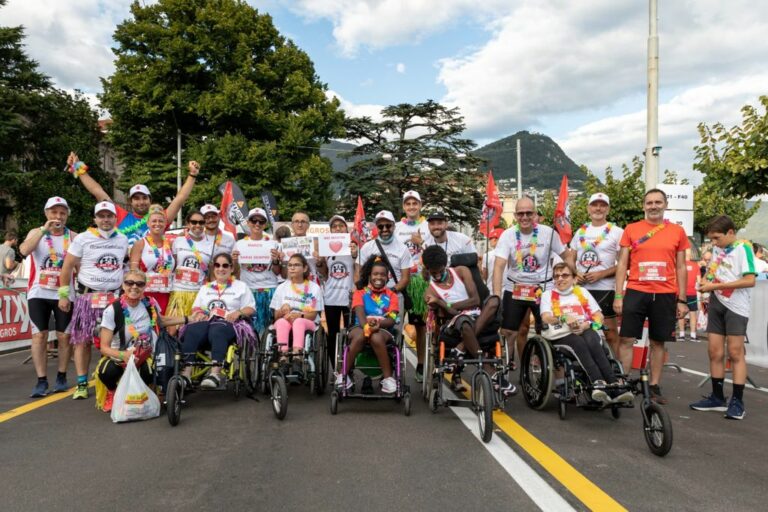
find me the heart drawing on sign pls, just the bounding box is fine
[329,241,343,253]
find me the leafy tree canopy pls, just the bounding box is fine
[99,0,345,219]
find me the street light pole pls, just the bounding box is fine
[177,129,182,228]
[516,138,522,199]
[645,0,660,191]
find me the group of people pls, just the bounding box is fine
[13,152,766,421]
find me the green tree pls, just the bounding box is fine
[100,0,345,219]
[694,95,768,198]
[0,0,109,235]
[335,100,485,225]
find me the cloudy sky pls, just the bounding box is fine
[2,0,767,182]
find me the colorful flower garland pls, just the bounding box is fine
[290,279,317,312]
[209,275,234,299]
[44,228,70,268]
[514,224,538,271]
[705,240,751,282]
[66,161,89,178]
[575,222,613,252]
[185,233,207,271]
[118,213,149,238]
[87,227,119,239]
[551,286,601,330]
[121,295,158,342]
[629,220,669,251]
[401,216,425,227]
[145,235,173,274]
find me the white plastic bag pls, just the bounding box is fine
[697,309,708,332]
[111,355,160,423]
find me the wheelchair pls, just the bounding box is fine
[329,319,411,416]
[520,329,673,457]
[165,326,260,427]
[256,322,329,420]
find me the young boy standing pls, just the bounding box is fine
[689,215,757,420]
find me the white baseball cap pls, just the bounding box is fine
[94,201,117,215]
[588,193,610,205]
[402,190,422,203]
[374,210,396,223]
[200,204,220,216]
[329,214,347,225]
[247,207,268,220]
[129,184,151,198]
[44,196,69,212]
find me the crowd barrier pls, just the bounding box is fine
[0,279,33,353]
[746,280,768,368]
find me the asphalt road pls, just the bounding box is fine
[1,339,766,512]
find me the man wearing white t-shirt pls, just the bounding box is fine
[568,193,625,365]
[356,210,411,293]
[200,204,236,256]
[482,229,504,291]
[492,196,569,367]
[423,211,478,263]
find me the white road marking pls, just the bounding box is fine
[677,365,768,393]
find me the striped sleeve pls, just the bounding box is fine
[740,244,757,276]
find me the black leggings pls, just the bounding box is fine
[324,305,349,365]
[97,359,152,391]
[555,330,617,384]
[182,320,236,363]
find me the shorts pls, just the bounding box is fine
[406,311,426,326]
[587,289,616,318]
[441,313,479,344]
[686,294,698,312]
[618,289,676,342]
[501,290,541,331]
[28,298,72,335]
[706,293,748,336]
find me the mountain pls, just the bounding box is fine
[320,140,366,172]
[473,131,586,190]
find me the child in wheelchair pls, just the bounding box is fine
[422,246,515,396]
[337,256,400,394]
[540,262,632,404]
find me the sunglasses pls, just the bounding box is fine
[377,223,394,230]
[554,273,573,280]
[214,263,232,269]
[188,219,205,225]
[124,280,146,288]
[249,218,267,225]
[516,211,535,217]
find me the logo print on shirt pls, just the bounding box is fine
[522,255,539,273]
[208,299,226,311]
[579,250,600,269]
[182,256,201,269]
[330,262,349,279]
[96,254,121,271]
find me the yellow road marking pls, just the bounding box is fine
[407,337,627,512]
[0,381,95,424]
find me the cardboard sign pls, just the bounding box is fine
[318,233,351,257]
[281,236,314,260]
[238,240,274,265]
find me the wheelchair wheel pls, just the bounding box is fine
[422,331,433,400]
[521,338,554,410]
[315,330,327,396]
[270,373,288,420]
[611,405,621,419]
[643,402,673,457]
[558,399,567,420]
[403,391,411,416]
[429,388,440,413]
[245,339,260,395]
[474,372,494,443]
[166,376,182,427]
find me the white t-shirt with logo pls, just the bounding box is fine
[540,287,602,321]
[236,238,279,290]
[495,224,566,288]
[172,235,215,291]
[68,230,129,291]
[206,230,236,257]
[270,279,324,313]
[192,279,255,314]
[101,300,159,349]
[27,230,76,300]
[394,219,430,270]
[572,222,624,291]
[710,243,757,317]
[423,231,478,264]
[323,255,354,306]
[358,238,411,288]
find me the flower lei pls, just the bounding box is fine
[629,220,669,251]
[145,236,173,274]
[118,213,149,238]
[66,160,89,178]
[576,222,613,251]
[705,241,751,282]
[209,275,234,299]
[185,233,207,271]
[121,295,157,342]
[44,228,70,268]
[210,229,223,248]
[401,216,425,227]
[551,286,601,330]
[290,279,317,312]
[87,227,119,239]
[365,286,399,321]
[514,224,538,271]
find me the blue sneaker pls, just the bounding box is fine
[30,380,49,398]
[689,393,727,412]
[53,375,69,393]
[724,397,745,420]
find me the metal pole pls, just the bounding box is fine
[516,138,523,199]
[645,0,660,191]
[177,129,182,228]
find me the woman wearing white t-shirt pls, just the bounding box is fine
[270,253,324,357]
[182,253,256,389]
[540,262,631,404]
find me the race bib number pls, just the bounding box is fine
[90,292,114,309]
[146,273,170,292]
[210,307,227,318]
[175,267,201,286]
[512,283,539,302]
[561,304,585,319]
[638,261,667,282]
[579,250,600,269]
[39,269,61,290]
[714,279,735,299]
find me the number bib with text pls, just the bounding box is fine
[512,283,540,302]
[39,269,61,290]
[174,267,201,286]
[90,292,114,309]
[638,261,667,281]
[146,273,170,293]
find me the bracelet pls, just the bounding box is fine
[559,315,567,323]
[119,351,124,361]
[57,285,70,299]
[68,161,89,178]
[614,293,623,299]
[591,321,603,331]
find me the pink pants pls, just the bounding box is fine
[274,317,316,352]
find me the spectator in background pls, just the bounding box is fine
[679,248,700,342]
[0,230,18,287]
[752,242,768,276]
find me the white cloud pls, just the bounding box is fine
[325,90,384,121]
[396,62,406,74]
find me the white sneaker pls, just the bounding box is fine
[335,373,353,390]
[381,376,397,394]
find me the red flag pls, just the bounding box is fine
[351,196,371,246]
[553,175,572,244]
[479,171,502,237]
[219,181,237,238]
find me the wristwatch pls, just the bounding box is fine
[677,298,688,305]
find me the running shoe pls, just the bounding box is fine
[689,393,727,412]
[381,376,397,394]
[724,397,745,420]
[414,369,424,383]
[334,373,354,390]
[608,389,634,403]
[591,380,610,403]
[494,374,518,397]
[649,384,668,405]
[53,375,69,393]
[201,374,225,389]
[30,380,49,398]
[102,390,115,413]
[72,384,89,400]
